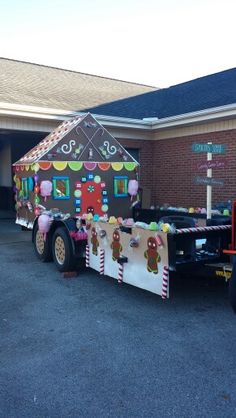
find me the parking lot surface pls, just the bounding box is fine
[1,219,236,418]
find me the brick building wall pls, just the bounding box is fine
[120,128,236,210]
[153,129,236,208]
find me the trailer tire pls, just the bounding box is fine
[52,227,75,272]
[229,266,236,313]
[33,223,52,262]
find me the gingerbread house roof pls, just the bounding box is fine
[14,113,138,165]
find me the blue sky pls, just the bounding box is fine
[1,0,236,87]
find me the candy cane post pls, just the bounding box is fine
[85,244,90,267]
[100,249,105,275]
[118,263,124,284]
[162,265,169,299]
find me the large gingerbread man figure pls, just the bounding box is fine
[91,227,99,256]
[111,229,123,261]
[144,237,161,274]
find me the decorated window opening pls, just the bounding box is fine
[21,178,29,199]
[52,176,70,200]
[114,176,128,197]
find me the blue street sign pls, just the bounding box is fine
[192,143,226,154]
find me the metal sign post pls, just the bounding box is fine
[192,142,226,220]
[206,142,212,220]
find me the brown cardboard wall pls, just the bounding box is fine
[15,166,138,221]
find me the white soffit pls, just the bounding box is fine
[0,101,236,131]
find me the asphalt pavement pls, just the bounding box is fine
[0,219,236,418]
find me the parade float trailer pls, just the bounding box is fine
[13,113,235,303]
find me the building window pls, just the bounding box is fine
[125,148,140,163]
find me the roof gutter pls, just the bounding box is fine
[152,103,236,129]
[0,102,150,130]
[0,101,236,131]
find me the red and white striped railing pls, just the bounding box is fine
[175,225,231,234]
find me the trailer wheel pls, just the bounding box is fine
[33,223,52,262]
[52,227,75,272]
[229,266,236,313]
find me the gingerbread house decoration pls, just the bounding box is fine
[13,113,139,227]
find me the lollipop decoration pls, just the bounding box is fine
[33,173,40,216]
[13,175,21,211]
[155,234,164,249]
[40,180,52,202]
[129,235,140,248]
[38,213,51,241]
[128,179,139,201]
[14,175,21,192]
[99,229,106,238]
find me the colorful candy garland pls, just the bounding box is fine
[14,161,138,172]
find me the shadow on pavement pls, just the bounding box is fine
[0,218,31,244]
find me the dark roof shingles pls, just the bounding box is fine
[86,68,236,119]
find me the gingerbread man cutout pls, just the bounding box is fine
[144,237,161,274]
[111,229,123,261]
[91,226,99,256]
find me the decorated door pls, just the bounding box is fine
[73,172,109,216]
